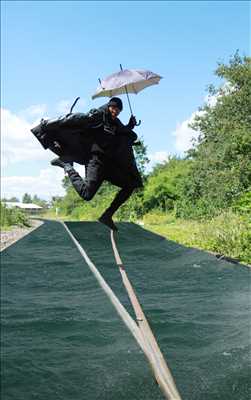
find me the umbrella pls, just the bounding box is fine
[92,65,162,121]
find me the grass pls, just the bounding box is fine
[42,208,251,265]
[142,210,251,265]
[1,225,15,232]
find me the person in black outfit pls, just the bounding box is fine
[50,97,143,231]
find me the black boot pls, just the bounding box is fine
[98,212,118,232]
[50,157,73,172]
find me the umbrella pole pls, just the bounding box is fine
[125,86,133,116]
[120,64,133,116]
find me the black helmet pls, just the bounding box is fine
[108,97,123,111]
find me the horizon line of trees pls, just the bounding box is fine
[2,194,49,208]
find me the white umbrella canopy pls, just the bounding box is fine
[68,69,161,123]
[92,68,163,99]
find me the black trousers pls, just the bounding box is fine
[67,152,143,217]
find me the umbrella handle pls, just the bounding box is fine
[136,119,141,126]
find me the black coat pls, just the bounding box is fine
[31,104,138,168]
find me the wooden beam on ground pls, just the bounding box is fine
[110,230,182,400]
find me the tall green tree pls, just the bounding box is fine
[32,194,48,208]
[179,51,251,217]
[22,193,32,203]
[143,157,191,213]
[133,137,150,179]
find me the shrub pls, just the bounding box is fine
[0,202,31,228]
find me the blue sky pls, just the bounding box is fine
[1,1,250,200]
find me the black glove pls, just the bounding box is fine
[127,115,137,130]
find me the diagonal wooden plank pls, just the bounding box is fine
[110,230,182,400]
[61,221,147,353]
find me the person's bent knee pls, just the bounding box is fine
[80,190,95,201]
[79,182,98,201]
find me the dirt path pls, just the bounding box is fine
[0,219,44,252]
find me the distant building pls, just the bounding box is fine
[3,202,43,215]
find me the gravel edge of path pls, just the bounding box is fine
[0,219,44,252]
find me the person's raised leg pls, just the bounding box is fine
[51,154,105,201]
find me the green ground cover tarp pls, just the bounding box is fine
[1,220,250,400]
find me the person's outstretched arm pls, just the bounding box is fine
[116,117,138,143]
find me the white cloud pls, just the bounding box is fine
[18,104,48,121]
[203,82,236,108]
[1,107,53,168]
[1,105,85,201]
[1,168,66,201]
[55,98,86,114]
[204,94,218,108]
[147,150,170,172]
[1,98,87,169]
[172,89,228,153]
[149,151,170,164]
[172,111,203,153]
